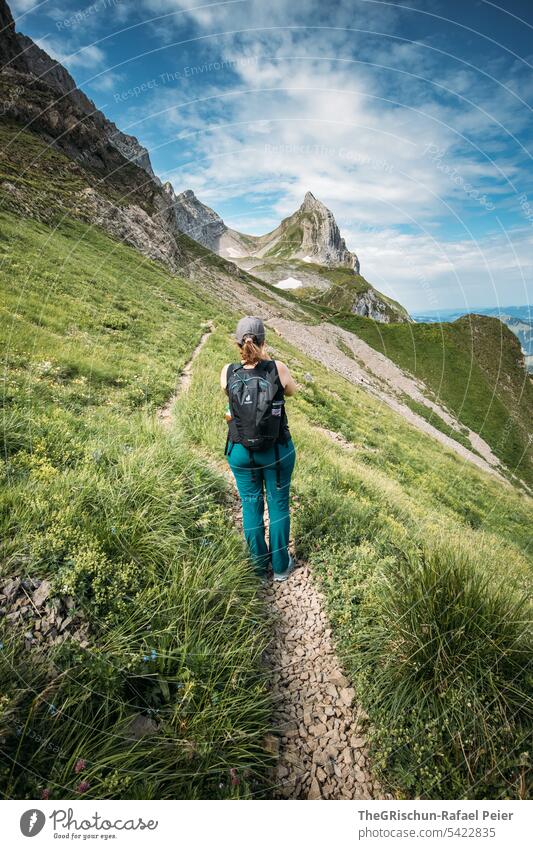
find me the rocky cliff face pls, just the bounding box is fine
[0,0,26,69]
[14,34,155,179]
[0,1,155,179]
[255,191,360,272]
[172,189,228,251]
[0,0,185,268]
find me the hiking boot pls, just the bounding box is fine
[273,555,295,582]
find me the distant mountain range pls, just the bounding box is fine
[413,306,533,371]
[172,189,411,323]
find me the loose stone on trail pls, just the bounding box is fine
[260,562,385,800]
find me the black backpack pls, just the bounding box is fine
[224,360,285,487]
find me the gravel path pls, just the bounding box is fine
[261,563,385,799]
[221,486,385,800]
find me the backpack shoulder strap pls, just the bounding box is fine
[259,359,277,377]
[226,362,242,389]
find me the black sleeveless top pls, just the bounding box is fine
[226,359,291,444]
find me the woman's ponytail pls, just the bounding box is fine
[240,335,266,365]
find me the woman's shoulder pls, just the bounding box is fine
[274,359,289,383]
[220,363,231,389]
[274,360,297,395]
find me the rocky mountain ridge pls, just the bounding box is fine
[0,0,406,323]
[172,188,359,270]
[170,189,412,322]
[251,191,359,271]
[1,1,155,179]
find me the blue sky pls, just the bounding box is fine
[9,0,533,311]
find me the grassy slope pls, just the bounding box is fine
[309,269,410,321]
[0,211,272,800]
[0,100,157,216]
[332,313,533,488]
[242,256,409,323]
[176,326,532,799]
[224,256,532,487]
[1,207,531,800]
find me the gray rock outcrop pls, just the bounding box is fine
[262,191,360,272]
[1,0,155,180]
[172,189,227,251]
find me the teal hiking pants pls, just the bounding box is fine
[226,439,296,575]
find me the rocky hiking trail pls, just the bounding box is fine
[261,567,385,799]
[158,326,385,800]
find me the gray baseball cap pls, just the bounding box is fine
[235,316,265,345]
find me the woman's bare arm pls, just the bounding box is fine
[275,360,297,396]
[220,363,229,393]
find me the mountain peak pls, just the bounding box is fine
[282,193,360,272]
[301,191,328,212]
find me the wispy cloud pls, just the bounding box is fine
[33,35,106,71]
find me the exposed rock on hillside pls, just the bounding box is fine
[0,0,186,269]
[75,188,184,272]
[0,3,155,180]
[252,191,359,271]
[172,189,228,251]
[0,0,25,69]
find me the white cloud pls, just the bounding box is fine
[66,43,106,70]
[33,36,106,71]
[10,0,39,13]
[344,226,533,312]
[89,70,126,92]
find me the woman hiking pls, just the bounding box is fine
[221,316,297,581]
